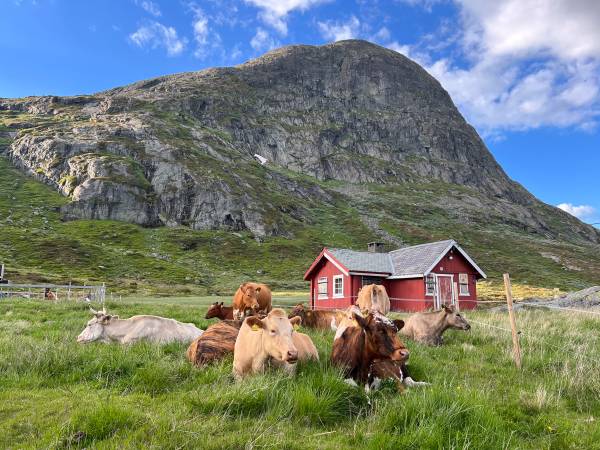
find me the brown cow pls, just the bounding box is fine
[205,302,234,320]
[356,284,390,315]
[401,304,471,346]
[186,320,242,367]
[233,308,317,379]
[232,282,272,319]
[331,311,408,388]
[288,304,345,330]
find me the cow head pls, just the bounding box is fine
[205,302,225,319]
[353,312,409,363]
[245,308,301,364]
[288,303,306,321]
[77,307,117,343]
[442,305,471,330]
[239,283,261,311]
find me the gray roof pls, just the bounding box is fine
[326,239,460,277]
[327,248,393,273]
[388,240,454,277]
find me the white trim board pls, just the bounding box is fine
[323,251,350,276]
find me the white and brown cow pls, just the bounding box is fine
[77,307,203,345]
[233,308,318,379]
[401,304,471,346]
[332,309,428,390]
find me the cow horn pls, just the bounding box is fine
[89,307,98,314]
[101,306,107,315]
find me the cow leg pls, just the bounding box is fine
[251,355,267,375]
[401,363,430,387]
[344,378,358,387]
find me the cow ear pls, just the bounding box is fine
[289,316,302,329]
[101,315,112,324]
[443,305,454,314]
[393,319,405,331]
[255,286,261,293]
[240,283,248,292]
[353,312,368,329]
[246,316,264,331]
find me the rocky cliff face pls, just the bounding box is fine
[1,40,598,244]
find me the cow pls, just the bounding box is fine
[331,310,428,390]
[288,303,345,330]
[232,282,272,320]
[233,308,318,380]
[77,307,203,344]
[331,311,407,386]
[205,302,234,320]
[186,320,242,367]
[356,284,390,315]
[401,304,471,346]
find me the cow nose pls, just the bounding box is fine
[286,350,298,362]
[465,324,471,330]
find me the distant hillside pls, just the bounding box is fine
[0,40,598,294]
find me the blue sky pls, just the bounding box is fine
[1,0,599,226]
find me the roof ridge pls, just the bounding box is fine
[389,239,455,254]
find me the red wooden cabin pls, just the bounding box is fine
[304,240,486,311]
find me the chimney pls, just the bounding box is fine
[367,242,385,253]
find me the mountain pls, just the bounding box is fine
[0,40,598,293]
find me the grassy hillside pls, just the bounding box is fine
[0,157,600,295]
[0,298,598,448]
[0,154,599,296]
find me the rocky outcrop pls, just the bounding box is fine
[0,40,598,243]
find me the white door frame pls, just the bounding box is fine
[434,274,455,309]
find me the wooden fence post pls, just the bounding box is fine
[503,273,522,369]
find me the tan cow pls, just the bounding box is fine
[356,284,390,315]
[401,304,471,346]
[77,307,203,344]
[233,308,317,379]
[232,282,272,319]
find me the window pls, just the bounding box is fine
[318,277,328,298]
[459,273,469,296]
[361,276,383,287]
[425,274,436,296]
[333,275,344,297]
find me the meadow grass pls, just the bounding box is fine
[0,298,599,449]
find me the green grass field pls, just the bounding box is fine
[0,297,598,449]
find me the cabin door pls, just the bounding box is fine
[435,275,454,309]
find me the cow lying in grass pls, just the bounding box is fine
[233,308,318,379]
[288,304,345,330]
[232,282,272,320]
[401,304,471,346]
[332,308,428,391]
[356,284,390,315]
[205,302,234,320]
[187,320,242,367]
[77,307,203,344]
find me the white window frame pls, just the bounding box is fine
[425,274,436,296]
[317,277,328,299]
[459,273,470,296]
[333,275,344,298]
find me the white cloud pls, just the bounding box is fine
[245,0,328,35]
[134,0,161,17]
[318,16,360,42]
[129,21,186,56]
[412,0,600,134]
[250,28,278,52]
[557,203,596,219]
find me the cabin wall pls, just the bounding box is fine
[386,278,431,312]
[310,259,352,309]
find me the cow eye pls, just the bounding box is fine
[270,329,276,334]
